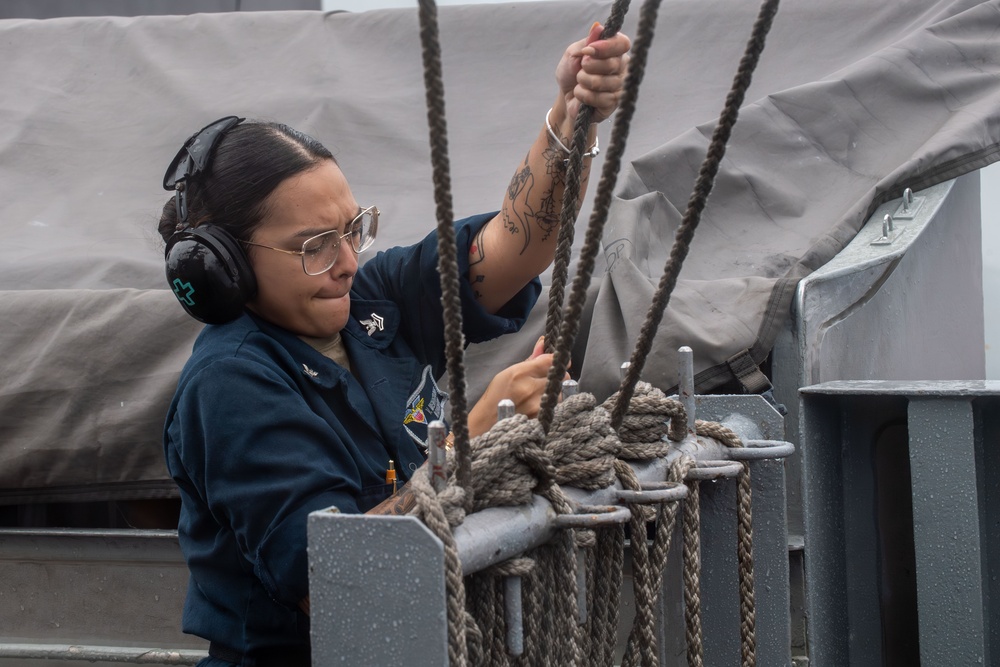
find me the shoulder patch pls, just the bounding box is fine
[403,365,449,450]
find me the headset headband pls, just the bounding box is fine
[162,115,245,226]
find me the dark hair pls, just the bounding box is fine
[157,121,335,243]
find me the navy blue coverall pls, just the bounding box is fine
[163,213,540,664]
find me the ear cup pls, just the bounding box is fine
[165,226,258,325]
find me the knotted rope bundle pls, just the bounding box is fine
[459,414,549,512]
[606,381,687,455]
[546,392,621,490]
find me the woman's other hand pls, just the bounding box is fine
[467,337,569,437]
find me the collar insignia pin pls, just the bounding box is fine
[360,313,384,336]
[302,364,319,378]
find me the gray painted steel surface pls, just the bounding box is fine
[307,513,449,665]
[774,173,985,539]
[0,529,207,664]
[799,381,999,666]
[697,395,791,667]
[771,174,985,660]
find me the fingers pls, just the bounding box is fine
[585,21,603,46]
[580,31,631,60]
[575,28,630,122]
[529,335,546,360]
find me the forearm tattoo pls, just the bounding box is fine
[538,136,569,241]
[370,485,418,516]
[504,156,535,254]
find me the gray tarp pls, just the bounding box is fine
[2,0,999,501]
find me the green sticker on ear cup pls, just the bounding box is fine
[172,278,196,307]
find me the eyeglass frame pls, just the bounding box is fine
[243,205,379,276]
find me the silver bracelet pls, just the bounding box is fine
[545,108,600,161]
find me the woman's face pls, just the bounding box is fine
[246,159,361,337]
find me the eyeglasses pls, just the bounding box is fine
[245,206,379,275]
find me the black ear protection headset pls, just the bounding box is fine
[162,116,258,325]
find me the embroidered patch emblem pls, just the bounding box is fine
[360,313,384,336]
[301,364,318,378]
[403,365,449,449]
[404,398,426,425]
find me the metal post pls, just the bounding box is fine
[908,397,987,665]
[562,379,579,399]
[428,420,447,492]
[678,346,696,436]
[495,398,524,656]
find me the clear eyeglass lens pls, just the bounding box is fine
[302,232,341,276]
[300,207,378,276]
[352,208,378,253]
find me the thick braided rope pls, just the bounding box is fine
[603,381,683,522]
[683,475,704,667]
[624,493,658,667]
[409,469,470,665]
[516,560,543,666]
[539,0,663,434]
[460,414,549,511]
[622,454,694,667]
[416,0,474,510]
[468,558,535,667]
[590,525,624,666]
[544,0,633,348]
[443,408,610,665]
[467,573,505,667]
[609,0,782,430]
[696,420,757,666]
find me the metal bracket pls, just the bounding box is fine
[871,213,903,246]
[892,187,925,220]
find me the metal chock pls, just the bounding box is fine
[620,361,631,380]
[553,504,632,528]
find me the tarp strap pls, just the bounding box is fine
[726,349,772,395]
